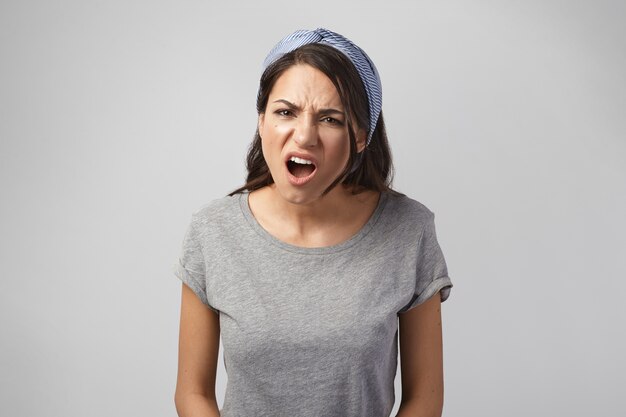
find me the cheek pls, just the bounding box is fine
[327,136,351,164]
[260,137,273,164]
[268,123,293,138]
[260,135,283,175]
[260,121,290,149]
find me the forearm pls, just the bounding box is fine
[394,399,442,417]
[174,392,221,417]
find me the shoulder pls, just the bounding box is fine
[189,193,243,228]
[370,192,436,244]
[383,192,435,224]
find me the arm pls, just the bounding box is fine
[396,291,445,417]
[174,283,221,417]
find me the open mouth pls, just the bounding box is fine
[286,156,317,178]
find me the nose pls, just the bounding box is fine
[293,115,318,148]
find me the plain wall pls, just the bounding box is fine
[1,0,625,416]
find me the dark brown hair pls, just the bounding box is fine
[229,43,401,197]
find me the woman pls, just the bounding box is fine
[173,28,453,417]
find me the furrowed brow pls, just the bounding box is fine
[319,108,345,117]
[272,99,344,116]
[273,99,301,111]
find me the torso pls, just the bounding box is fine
[180,191,452,416]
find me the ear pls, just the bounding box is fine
[258,113,265,135]
[355,128,367,153]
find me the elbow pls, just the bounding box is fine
[397,397,443,417]
[174,391,220,417]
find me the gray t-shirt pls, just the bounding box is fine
[172,191,453,417]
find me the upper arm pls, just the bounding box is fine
[175,282,221,400]
[398,291,444,413]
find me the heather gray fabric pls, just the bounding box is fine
[172,191,453,417]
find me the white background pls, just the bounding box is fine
[1,0,625,416]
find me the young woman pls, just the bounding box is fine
[173,28,454,417]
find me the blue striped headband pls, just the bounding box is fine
[260,28,383,147]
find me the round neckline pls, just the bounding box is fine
[238,190,389,255]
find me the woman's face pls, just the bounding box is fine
[258,63,366,205]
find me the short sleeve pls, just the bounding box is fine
[172,215,219,313]
[398,211,453,314]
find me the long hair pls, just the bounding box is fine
[229,43,401,197]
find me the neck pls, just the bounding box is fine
[247,184,381,248]
[271,184,354,230]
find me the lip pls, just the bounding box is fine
[284,151,319,186]
[284,151,319,166]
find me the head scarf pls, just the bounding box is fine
[260,28,382,147]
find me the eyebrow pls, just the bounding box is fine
[272,99,345,116]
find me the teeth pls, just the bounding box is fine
[289,156,313,165]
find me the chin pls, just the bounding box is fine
[272,181,324,206]
[278,188,321,206]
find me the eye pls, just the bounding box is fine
[275,109,294,117]
[322,116,343,125]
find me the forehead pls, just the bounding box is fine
[268,64,343,107]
